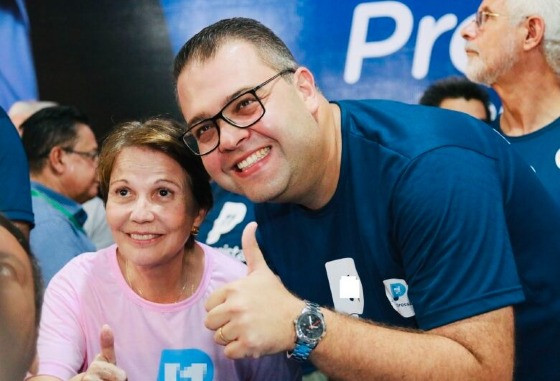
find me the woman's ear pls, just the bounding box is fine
[193,208,208,228]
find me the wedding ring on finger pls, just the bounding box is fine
[219,326,232,344]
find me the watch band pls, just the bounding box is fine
[287,301,325,362]
[288,340,315,362]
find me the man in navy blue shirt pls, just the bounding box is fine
[174,18,560,380]
[462,0,560,205]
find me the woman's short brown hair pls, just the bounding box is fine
[98,118,213,247]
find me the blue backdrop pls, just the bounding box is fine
[161,0,482,103]
[0,0,36,111]
[1,0,493,118]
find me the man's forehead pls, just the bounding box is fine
[74,123,97,145]
[187,41,268,79]
[179,44,275,121]
[480,0,504,11]
[75,122,92,133]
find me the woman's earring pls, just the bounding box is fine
[191,226,200,237]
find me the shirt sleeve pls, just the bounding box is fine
[0,108,34,225]
[391,146,525,329]
[35,266,87,379]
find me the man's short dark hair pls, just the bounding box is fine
[20,105,89,173]
[419,76,491,122]
[174,17,298,82]
[0,213,43,326]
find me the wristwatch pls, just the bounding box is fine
[287,300,326,362]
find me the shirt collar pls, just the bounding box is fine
[31,181,88,226]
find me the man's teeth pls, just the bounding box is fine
[237,147,270,170]
[130,233,158,240]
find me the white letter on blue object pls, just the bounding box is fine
[344,1,413,84]
[412,14,457,79]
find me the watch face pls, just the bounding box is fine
[298,311,324,340]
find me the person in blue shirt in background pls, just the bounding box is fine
[419,76,492,123]
[21,106,98,283]
[462,0,560,205]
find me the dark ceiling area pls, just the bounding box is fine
[26,0,183,141]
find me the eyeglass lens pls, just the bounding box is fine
[476,11,483,26]
[185,91,264,155]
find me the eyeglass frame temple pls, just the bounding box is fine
[475,10,500,27]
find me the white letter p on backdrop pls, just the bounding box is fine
[344,1,413,84]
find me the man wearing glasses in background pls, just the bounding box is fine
[462,0,560,206]
[173,18,560,380]
[21,106,98,282]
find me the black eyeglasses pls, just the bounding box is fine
[475,10,500,29]
[182,68,296,156]
[62,147,99,161]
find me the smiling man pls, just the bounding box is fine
[174,18,560,380]
[21,106,98,282]
[462,0,560,205]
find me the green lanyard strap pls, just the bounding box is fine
[31,188,86,234]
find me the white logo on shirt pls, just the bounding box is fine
[382,278,415,318]
[158,349,213,381]
[555,148,560,170]
[205,202,247,245]
[164,363,207,381]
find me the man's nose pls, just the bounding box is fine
[217,120,251,152]
[461,18,477,40]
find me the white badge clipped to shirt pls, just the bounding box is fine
[325,258,364,316]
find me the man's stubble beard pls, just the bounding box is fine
[464,37,518,86]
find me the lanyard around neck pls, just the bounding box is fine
[31,188,85,234]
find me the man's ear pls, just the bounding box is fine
[47,146,66,175]
[293,67,320,114]
[523,15,545,51]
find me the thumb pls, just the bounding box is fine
[28,353,39,375]
[242,222,267,273]
[99,324,117,365]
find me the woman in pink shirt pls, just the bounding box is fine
[29,118,300,381]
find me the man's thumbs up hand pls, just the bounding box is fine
[242,222,267,274]
[205,222,305,359]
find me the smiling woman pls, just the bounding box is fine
[28,118,301,381]
[0,213,42,381]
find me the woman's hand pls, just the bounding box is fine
[72,324,127,381]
